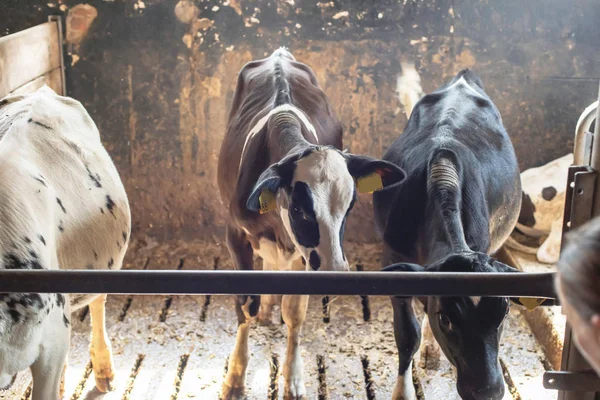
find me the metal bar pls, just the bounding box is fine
[545,371,600,392]
[0,270,557,297]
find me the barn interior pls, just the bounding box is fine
[1,0,599,399]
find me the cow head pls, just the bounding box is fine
[383,252,519,400]
[247,146,405,271]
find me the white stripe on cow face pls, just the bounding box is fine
[278,148,354,271]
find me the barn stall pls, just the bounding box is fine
[0,0,599,399]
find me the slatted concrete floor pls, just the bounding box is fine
[1,241,559,399]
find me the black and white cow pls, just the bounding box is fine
[373,70,521,400]
[217,48,405,399]
[0,87,130,399]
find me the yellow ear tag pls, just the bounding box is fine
[518,297,545,311]
[258,190,276,214]
[357,172,384,194]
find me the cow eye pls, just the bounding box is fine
[291,205,302,217]
[438,313,452,330]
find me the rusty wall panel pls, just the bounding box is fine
[2,0,599,243]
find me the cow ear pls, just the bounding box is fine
[508,297,556,309]
[247,148,303,213]
[246,165,282,213]
[344,154,406,193]
[382,262,425,273]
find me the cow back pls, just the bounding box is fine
[374,70,521,262]
[0,87,130,278]
[218,51,342,228]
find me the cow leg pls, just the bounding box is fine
[30,308,70,400]
[282,293,309,399]
[391,297,420,400]
[537,218,563,264]
[382,246,421,400]
[89,294,115,392]
[280,256,308,400]
[418,315,441,370]
[258,260,280,325]
[222,225,258,399]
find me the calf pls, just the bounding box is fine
[0,87,130,399]
[505,153,572,264]
[217,48,405,399]
[373,70,521,400]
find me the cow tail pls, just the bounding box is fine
[427,149,470,252]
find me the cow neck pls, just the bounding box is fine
[267,109,315,161]
[239,104,318,173]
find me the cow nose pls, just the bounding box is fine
[458,377,505,400]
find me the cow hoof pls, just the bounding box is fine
[283,379,306,400]
[94,372,115,393]
[220,383,246,400]
[392,371,417,400]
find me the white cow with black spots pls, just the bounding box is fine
[505,154,572,264]
[0,86,130,399]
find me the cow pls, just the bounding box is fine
[0,86,130,399]
[217,48,406,399]
[505,154,572,264]
[373,69,521,400]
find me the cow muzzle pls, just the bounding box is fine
[457,373,505,400]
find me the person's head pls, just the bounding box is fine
[555,217,600,375]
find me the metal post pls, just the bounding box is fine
[48,16,67,97]
[590,81,600,215]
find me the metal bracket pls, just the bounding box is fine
[561,166,596,237]
[569,169,597,230]
[545,371,600,392]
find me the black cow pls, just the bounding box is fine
[373,70,521,400]
[217,48,405,399]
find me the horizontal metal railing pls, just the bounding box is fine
[0,270,557,298]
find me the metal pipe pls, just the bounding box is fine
[0,270,557,297]
[591,81,600,215]
[574,100,599,165]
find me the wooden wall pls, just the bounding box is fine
[2,0,599,243]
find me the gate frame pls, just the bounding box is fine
[543,85,600,398]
